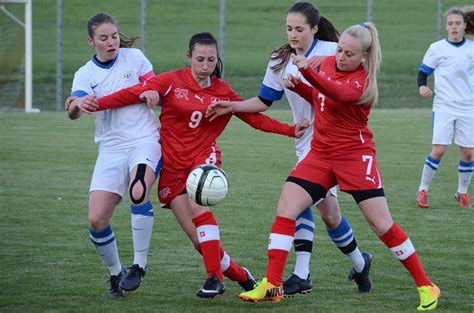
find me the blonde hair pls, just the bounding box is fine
[341,22,381,106]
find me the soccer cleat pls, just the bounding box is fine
[108,266,127,300]
[239,277,284,303]
[196,274,225,298]
[238,267,256,291]
[348,252,372,293]
[282,273,313,296]
[119,264,146,291]
[417,284,441,311]
[417,190,430,208]
[455,192,472,208]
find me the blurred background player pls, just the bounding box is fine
[65,13,161,299]
[76,32,309,298]
[416,7,474,209]
[239,22,441,311]
[206,1,372,295]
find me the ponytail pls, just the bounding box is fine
[342,22,381,105]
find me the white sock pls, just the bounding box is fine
[89,225,122,275]
[419,155,441,191]
[347,248,365,273]
[131,201,154,269]
[458,160,473,194]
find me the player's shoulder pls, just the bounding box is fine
[313,39,337,54]
[74,58,95,79]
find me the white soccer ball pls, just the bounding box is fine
[186,164,229,206]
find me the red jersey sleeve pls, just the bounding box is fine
[288,82,318,106]
[300,67,364,103]
[97,72,174,111]
[235,112,296,138]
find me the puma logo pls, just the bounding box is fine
[195,95,205,103]
[365,176,376,184]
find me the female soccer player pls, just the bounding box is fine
[206,1,371,295]
[239,23,441,311]
[76,32,308,298]
[65,13,161,299]
[416,7,474,209]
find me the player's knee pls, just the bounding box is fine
[129,163,148,204]
[460,148,473,161]
[320,214,340,229]
[430,148,446,159]
[88,215,107,232]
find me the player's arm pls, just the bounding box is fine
[417,64,434,98]
[282,74,317,105]
[206,97,269,121]
[66,95,99,120]
[96,79,158,111]
[300,66,363,102]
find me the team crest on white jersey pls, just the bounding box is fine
[120,70,135,81]
[174,88,189,100]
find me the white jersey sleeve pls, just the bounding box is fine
[71,66,94,97]
[259,57,285,102]
[132,48,153,78]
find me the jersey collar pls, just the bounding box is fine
[304,38,319,58]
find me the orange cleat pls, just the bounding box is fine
[455,192,472,208]
[416,190,430,208]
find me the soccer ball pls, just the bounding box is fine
[186,164,229,206]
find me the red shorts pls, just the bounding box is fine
[290,150,383,192]
[158,146,222,207]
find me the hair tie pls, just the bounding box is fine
[360,23,369,29]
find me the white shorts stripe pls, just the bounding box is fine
[389,238,415,261]
[268,233,293,252]
[196,225,220,243]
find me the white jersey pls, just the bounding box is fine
[259,39,337,161]
[419,38,474,117]
[72,48,159,149]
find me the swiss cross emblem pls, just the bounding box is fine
[199,231,206,237]
[394,250,404,256]
[159,187,171,199]
[174,88,189,100]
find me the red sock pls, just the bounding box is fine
[192,211,223,281]
[220,246,247,281]
[265,216,295,286]
[379,223,432,287]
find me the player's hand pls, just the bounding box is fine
[64,96,77,111]
[282,74,302,89]
[419,86,433,98]
[291,54,309,71]
[76,95,98,114]
[308,55,326,71]
[295,118,310,138]
[139,90,160,109]
[206,100,233,121]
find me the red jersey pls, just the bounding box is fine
[98,67,296,172]
[290,56,375,158]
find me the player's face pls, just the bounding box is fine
[88,23,120,62]
[188,44,218,81]
[446,14,466,42]
[286,12,318,54]
[335,34,367,72]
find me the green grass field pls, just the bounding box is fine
[1,109,473,312]
[0,0,467,110]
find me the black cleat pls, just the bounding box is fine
[348,252,372,293]
[196,274,225,298]
[238,267,256,291]
[283,273,313,297]
[120,264,146,291]
[108,266,127,300]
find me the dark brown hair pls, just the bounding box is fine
[188,32,223,79]
[271,2,340,72]
[87,12,138,48]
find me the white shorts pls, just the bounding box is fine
[432,111,474,147]
[90,140,162,197]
